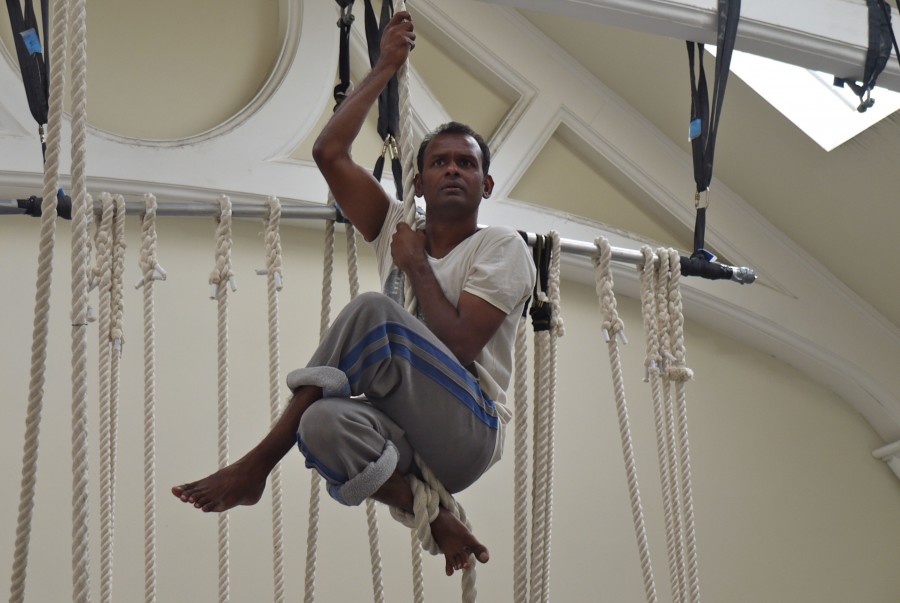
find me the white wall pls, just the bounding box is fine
[1,213,899,602]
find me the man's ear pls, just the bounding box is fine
[482,174,495,199]
[414,173,423,198]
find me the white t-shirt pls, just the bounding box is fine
[371,200,535,443]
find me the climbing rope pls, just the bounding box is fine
[662,249,699,603]
[137,193,166,603]
[8,0,69,599]
[640,247,684,603]
[654,250,688,602]
[512,314,530,603]
[395,0,419,315]
[258,197,287,603]
[209,195,236,603]
[93,193,116,603]
[68,0,93,597]
[593,237,658,603]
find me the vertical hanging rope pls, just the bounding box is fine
[260,197,287,603]
[305,191,336,603]
[8,0,69,599]
[593,237,658,603]
[68,0,92,597]
[394,0,419,315]
[343,217,387,603]
[209,195,236,603]
[639,247,683,603]
[512,315,530,603]
[538,231,564,603]
[94,193,116,603]
[654,249,687,602]
[529,324,548,603]
[664,249,699,603]
[137,193,166,603]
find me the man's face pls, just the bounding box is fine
[415,133,493,219]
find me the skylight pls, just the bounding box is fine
[709,47,900,152]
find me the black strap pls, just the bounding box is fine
[363,0,403,200]
[333,1,355,109]
[686,0,740,257]
[835,0,895,112]
[6,0,50,160]
[529,235,553,332]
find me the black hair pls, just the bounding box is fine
[416,121,491,177]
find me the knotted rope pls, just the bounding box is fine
[653,250,688,602]
[8,1,69,599]
[662,249,699,603]
[137,193,166,603]
[209,195,236,603]
[593,237,658,603]
[390,4,477,600]
[68,0,93,597]
[640,247,684,603]
[259,197,287,603]
[93,193,116,603]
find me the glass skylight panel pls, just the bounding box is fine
[708,47,900,151]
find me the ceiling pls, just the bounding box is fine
[1,0,899,444]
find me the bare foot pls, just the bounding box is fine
[430,506,490,576]
[172,457,268,513]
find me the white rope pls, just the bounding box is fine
[94,193,116,603]
[260,197,287,603]
[664,249,700,603]
[68,0,92,596]
[342,217,387,603]
[8,0,69,597]
[389,455,478,603]
[512,316,530,603]
[395,0,420,316]
[529,326,548,603]
[539,231,563,603]
[137,193,166,603]
[593,237,658,603]
[639,247,683,603]
[209,195,236,603]
[654,250,688,602]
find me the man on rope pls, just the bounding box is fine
[172,11,534,577]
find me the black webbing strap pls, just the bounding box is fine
[686,0,740,259]
[880,0,900,67]
[6,0,50,160]
[835,0,895,112]
[333,0,355,109]
[363,0,403,200]
[529,234,553,332]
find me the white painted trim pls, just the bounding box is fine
[480,0,900,92]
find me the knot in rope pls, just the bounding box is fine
[136,194,167,288]
[639,246,660,382]
[260,196,284,290]
[548,231,566,339]
[209,195,236,299]
[593,237,626,344]
[110,194,127,349]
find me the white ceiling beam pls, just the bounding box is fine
[479,0,900,93]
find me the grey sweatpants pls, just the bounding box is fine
[288,292,500,506]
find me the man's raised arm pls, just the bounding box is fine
[312,11,415,242]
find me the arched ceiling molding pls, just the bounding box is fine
[480,0,900,93]
[433,0,900,442]
[0,0,337,202]
[409,0,538,152]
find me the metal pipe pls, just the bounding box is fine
[0,195,756,283]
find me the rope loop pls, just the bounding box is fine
[593,237,626,344]
[209,195,236,298]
